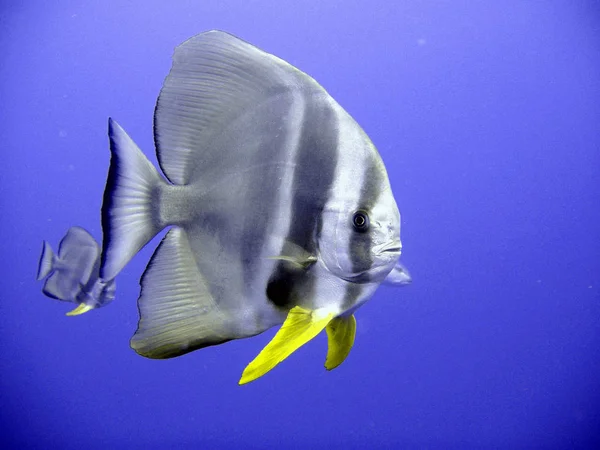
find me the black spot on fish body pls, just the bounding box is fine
[266,266,297,308]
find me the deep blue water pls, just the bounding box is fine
[2,1,599,448]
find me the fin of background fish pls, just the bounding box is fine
[130,227,233,358]
[383,261,412,286]
[66,303,94,316]
[239,306,335,384]
[69,277,117,315]
[101,119,167,281]
[325,315,357,370]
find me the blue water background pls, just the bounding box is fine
[2,1,599,448]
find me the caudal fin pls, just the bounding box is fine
[37,241,55,280]
[101,118,167,280]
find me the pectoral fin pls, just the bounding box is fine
[267,255,317,270]
[239,306,334,385]
[267,241,317,270]
[384,261,412,286]
[325,315,357,370]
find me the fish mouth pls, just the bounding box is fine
[373,240,402,255]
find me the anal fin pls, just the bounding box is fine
[325,315,356,370]
[239,306,334,385]
[130,227,233,359]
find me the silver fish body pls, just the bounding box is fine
[97,31,409,379]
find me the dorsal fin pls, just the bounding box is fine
[154,30,323,185]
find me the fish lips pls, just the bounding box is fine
[372,240,402,256]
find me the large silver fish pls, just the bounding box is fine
[96,31,409,384]
[37,227,115,315]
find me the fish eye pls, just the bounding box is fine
[352,210,370,232]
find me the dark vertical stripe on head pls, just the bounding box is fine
[266,94,339,308]
[348,157,384,276]
[342,157,385,311]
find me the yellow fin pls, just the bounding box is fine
[239,306,334,385]
[66,303,94,316]
[325,314,356,370]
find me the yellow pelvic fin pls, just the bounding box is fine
[325,314,357,370]
[66,303,94,316]
[239,306,334,385]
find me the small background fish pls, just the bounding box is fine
[37,226,115,314]
[3,2,600,448]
